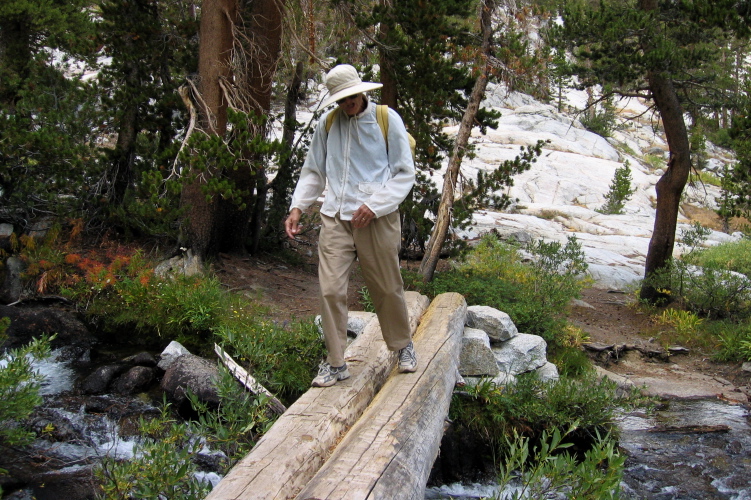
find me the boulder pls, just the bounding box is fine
[113,366,155,394]
[160,353,220,407]
[535,361,560,383]
[492,333,548,375]
[0,255,24,304]
[0,304,94,350]
[459,327,499,377]
[157,340,191,371]
[466,306,518,342]
[315,311,378,338]
[80,364,129,394]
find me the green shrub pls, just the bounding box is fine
[214,319,325,403]
[419,234,588,347]
[450,372,625,444]
[691,238,751,279]
[580,100,617,138]
[498,425,624,500]
[96,403,211,500]
[0,328,53,447]
[711,318,751,362]
[645,224,751,319]
[187,368,276,468]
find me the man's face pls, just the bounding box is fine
[338,93,364,116]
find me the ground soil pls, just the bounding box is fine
[213,247,751,404]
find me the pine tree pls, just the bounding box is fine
[555,0,751,303]
[0,0,99,227]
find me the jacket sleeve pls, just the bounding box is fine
[364,108,416,217]
[289,114,329,212]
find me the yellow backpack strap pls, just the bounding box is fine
[325,108,340,134]
[376,104,389,151]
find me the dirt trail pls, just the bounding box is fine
[215,252,751,403]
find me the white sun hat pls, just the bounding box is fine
[320,64,383,108]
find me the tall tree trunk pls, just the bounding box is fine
[263,60,305,246]
[180,0,238,259]
[0,17,32,110]
[639,71,691,302]
[379,0,398,109]
[216,0,285,255]
[110,59,140,205]
[637,0,691,302]
[418,0,496,282]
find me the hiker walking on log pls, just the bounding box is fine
[285,64,417,387]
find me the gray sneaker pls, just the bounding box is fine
[398,341,418,373]
[311,362,351,387]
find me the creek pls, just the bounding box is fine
[425,400,751,499]
[6,348,751,499]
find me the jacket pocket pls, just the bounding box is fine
[358,182,382,194]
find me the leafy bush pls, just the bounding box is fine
[214,319,325,403]
[187,368,276,468]
[498,425,624,500]
[417,233,589,347]
[710,318,751,362]
[644,224,751,319]
[18,227,323,399]
[450,372,627,444]
[690,238,751,278]
[96,403,212,500]
[579,99,617,138]
[0,327,53,447]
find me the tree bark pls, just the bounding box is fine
[379,0,398,110]
[418,0,496,282]
[217,0,286,255]
[638,0,692,303]
[262,60,304,246]
[180,0,238,259]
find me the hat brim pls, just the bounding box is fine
[321,82,383,108]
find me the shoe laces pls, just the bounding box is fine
[399,343,415,364]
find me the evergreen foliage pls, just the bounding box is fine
[0,327,52,447]
[596,161,636,215]
[0,0,100,227]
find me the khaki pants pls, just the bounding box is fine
[318,211,412,367]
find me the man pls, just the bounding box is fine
[284,64,417,387]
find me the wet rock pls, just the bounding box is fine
[80,364,129,394]
[0,255,23,304]
[28,410,82,442]
[33,464,99,500]
[0,304,95,350]
[492,333,547,375]
[125,351,157,367]
[466,306,518,342]
[459,327,499,377]
[160,353,220,408]
[113,366,155,394]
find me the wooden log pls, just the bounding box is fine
[205,291,430,500]
[295,292,468,500]
[215,344,287,414]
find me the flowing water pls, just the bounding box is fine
[12,353,751,499]
[426,400,751,499]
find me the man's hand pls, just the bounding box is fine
[351,205,375,229]
[285,208,303,239]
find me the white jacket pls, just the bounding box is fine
[290,100,415,220]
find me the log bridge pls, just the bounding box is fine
[206,292,468,500]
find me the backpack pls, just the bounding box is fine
[325,104,416,161]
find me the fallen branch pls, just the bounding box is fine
[215,343,286,414]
